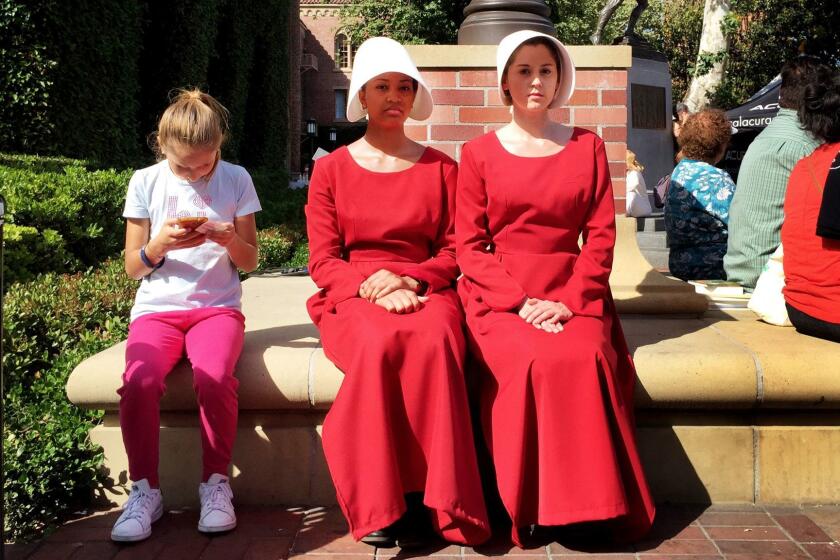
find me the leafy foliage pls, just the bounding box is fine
[0,0,56,152]
[3,258,137,540]
[709,0,840,108]
[340,0,462,45]
[251,171,305,230]
[0,0,291,170]
[3,224,76,286]
[257,224,311,271]
[0,153,131,283]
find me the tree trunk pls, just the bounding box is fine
[684,0,730,111]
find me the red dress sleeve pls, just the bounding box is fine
[554,137,616,317]
[306,158,366,306]
[456,142,528,311]
[400,159,459,294]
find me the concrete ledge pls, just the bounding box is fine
[405,44,632,69]
[67,282,840,414]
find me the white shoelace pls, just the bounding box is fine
[202,483,233,512]
[121,486,154,523]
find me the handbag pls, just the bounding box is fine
[748,244,792,326]
[653,174,670,208]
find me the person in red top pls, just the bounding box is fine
[782,65,840,342]
[305,37,490,548]
[456,30,655,546]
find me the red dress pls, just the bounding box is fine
[456,130,655,544]
[782,142,840,323]
[306,146,490,544]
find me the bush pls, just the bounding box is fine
[288,241,309,268]
[256,225,308,271]
[0,154,130,281]
[249,169,305,229]
[3,258,136,392]
[0,0,56,153]
[1,1,291,170]
[3,224,76,286]
[3,349,105,542]
[0,1,142,167]
[3,258,137,540]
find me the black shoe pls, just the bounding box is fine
[361,529,397,548]
[395,521,432,550]
[395,493,433,549]
[517,524,553,549]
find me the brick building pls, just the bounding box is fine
[298,0,365,172]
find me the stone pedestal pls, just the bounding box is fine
[627,51,674,190]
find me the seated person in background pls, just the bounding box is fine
[665,109,735,281]
[672,102,690,160]
[725,56,826,289]
[781,65,840,343]
[625,149,652,217]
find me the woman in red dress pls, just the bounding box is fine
[456,30,655,545]
[306,36,490,548]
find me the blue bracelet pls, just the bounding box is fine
[140,245,165,269]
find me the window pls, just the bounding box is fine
[335,89,348,120]
[334,33,350,69]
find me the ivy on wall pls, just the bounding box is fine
[0,0,291,170]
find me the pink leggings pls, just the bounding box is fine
[118,307,245,487]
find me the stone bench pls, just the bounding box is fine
[68,217,840,508]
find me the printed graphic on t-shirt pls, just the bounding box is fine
[167,194,210,219]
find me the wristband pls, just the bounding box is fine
[140,245,165,269]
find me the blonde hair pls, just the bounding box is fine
[626,149,644,172]
[152,88,230,159]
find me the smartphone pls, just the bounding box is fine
[176,216,208,230]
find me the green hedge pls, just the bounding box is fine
[251,169,304,230]
[0,0,290,169]
[3,258,137,540]
[0,153,130,283]
[0,153,306,288]
[257,225,309,271]
[0,1,142,166]
[0,0,55,152]
[3,224,75,286]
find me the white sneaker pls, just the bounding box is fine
[110,479,163,542]
[198,473,237,533]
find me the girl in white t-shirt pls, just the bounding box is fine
[625,149,653,217]
[111,89,261,543]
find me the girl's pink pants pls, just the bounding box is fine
[118,307,244,487]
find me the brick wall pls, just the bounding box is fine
[300,4,351,134]
[408,66,629,213]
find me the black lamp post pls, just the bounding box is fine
[304,118,318,178]
[458,0,556,45]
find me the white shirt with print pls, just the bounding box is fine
[123,159,262,322]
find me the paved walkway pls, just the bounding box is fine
[5,504,840,559]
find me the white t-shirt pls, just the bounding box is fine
[123,159,262,321]
[625,169,653,217]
